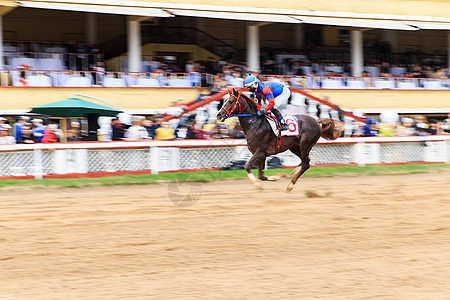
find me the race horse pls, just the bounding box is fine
[216,88,342,192]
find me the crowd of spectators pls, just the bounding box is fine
[0,116,73,144]
[100,114,245,142]
[64,40,105,72]
[351,114,450,137]
[1,112,449,145]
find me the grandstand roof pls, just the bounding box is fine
[7,0,450,30]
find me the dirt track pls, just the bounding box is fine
[1,172,450,300]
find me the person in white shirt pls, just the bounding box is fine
[0,125,16,144]
[124,116,151,141]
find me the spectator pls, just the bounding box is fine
[174,124,189,139]
[66,129,82,142]
[189,67,202,87]
[149,116,162,137]
[185,59,195,73]
[42,123,61,143]
[17,63,30,86]
[185,121,208,139]
[87,43,101,67]
[124,116,150,141]
[362,118,379,136]
[414,115,430,136]
[75,41,89,71]
[146,58,159,73]
[154,121,175,140]
[227,72,244,87]
[210,125,230,139]
[142,119,155,140]
[111,117,127,141]
[31,118,45,142]
[379,61,391,76]
[423,65,434,78]
[442,113,450,134]
[13,116,30,141]
[432,68,447,78]
[351,122,365,137]
[17,125,37,144]
[395,118,416,136]
[155,68,169,86]
[361,71,373,87]
[91,61,106,86]
[64,39,77,70]
[378,122,395,137]
[205,57,220,75]
[0,124,16,144]
[428,119,444,135]
[261,59,276,75]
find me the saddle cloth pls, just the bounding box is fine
[266,114,299,136]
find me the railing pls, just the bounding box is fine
[0,137,448,179]
[1,68,450,90]
[0,69,213,88]
[265,75,450,90]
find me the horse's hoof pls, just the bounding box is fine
[266,173,287,182]
[254,181,263,190]
[286,182,294,193]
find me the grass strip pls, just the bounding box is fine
[0,163,449,190]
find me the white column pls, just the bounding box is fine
[351,30,363,77]
[294,24,304,50]
[127,18,142,73]
[247,25,260,72]
[0,15,3,70]
[86,13,97,44]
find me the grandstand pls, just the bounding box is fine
[0,0,448,177]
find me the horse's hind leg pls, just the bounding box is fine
[286,145,313,192]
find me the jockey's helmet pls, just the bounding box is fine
[244,74,259,92]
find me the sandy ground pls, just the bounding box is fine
[1,172,450,300]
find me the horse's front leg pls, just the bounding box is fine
[258,159,286,181]
[245,150,267,189]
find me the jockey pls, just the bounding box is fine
[244,74,289,131]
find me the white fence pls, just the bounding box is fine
[0,136,449,178]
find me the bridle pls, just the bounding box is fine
[221,92,251,117]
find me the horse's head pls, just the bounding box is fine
[216,88,245,122]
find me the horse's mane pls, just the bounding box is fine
[229,88,258,110]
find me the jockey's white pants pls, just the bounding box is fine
[272,86,290,109]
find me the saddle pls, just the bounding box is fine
[265,114,299,136]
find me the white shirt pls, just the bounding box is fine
[0,136,16,144]
[125,125,149,140]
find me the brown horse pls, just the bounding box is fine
[217,88,342,192]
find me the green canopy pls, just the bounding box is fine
[30,98,123,117]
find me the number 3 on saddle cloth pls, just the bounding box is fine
[265,113,299,136]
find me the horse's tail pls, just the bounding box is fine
[319,118,342,140]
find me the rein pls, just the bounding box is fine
[223,93,254,117]
[230,113,252,117]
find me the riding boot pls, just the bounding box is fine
[271,108,287,131]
